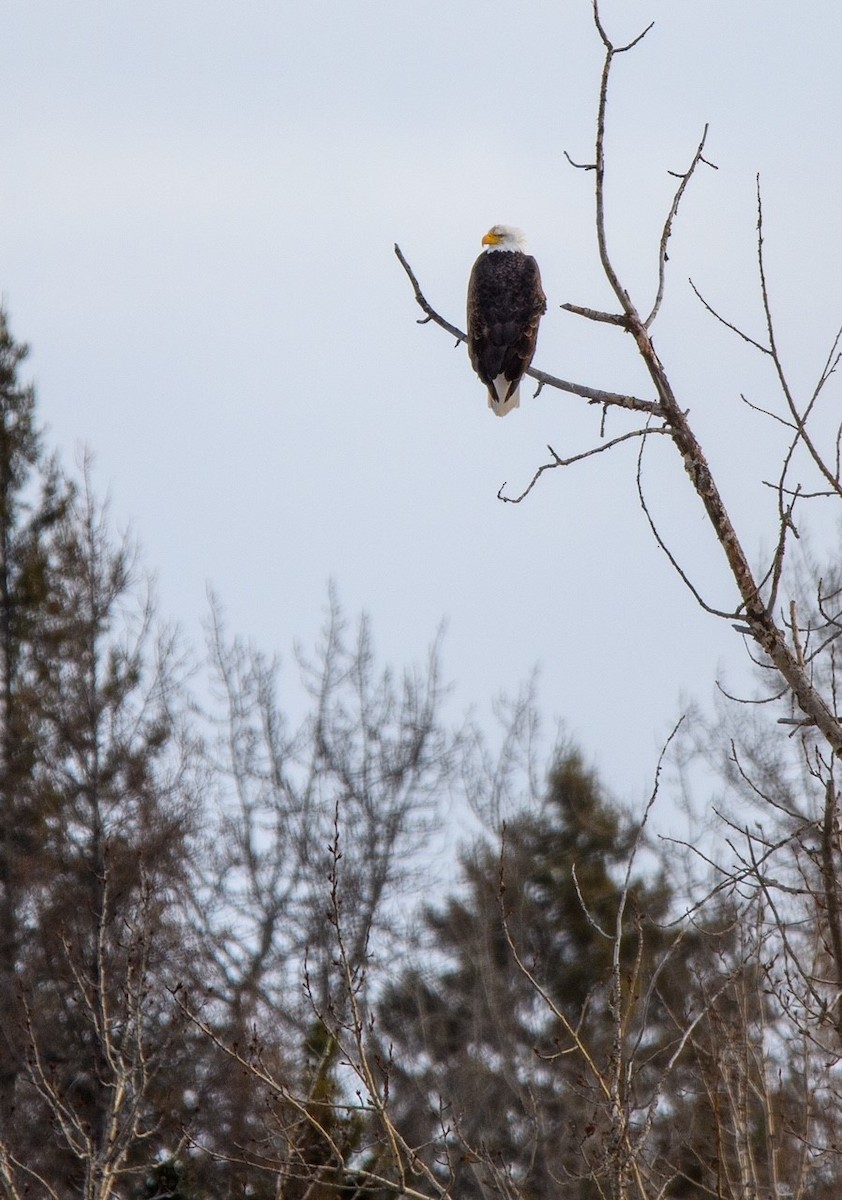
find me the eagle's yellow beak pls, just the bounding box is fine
[482,231,501,246]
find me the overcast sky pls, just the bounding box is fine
[2,1,841,832]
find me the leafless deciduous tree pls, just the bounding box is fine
[2,874,185,1200]
[196,588,457,1031]
[181,588,463,1191]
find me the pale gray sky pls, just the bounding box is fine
[2,1,841,817]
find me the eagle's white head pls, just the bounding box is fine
[481,224,527,252]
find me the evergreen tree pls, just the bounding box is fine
[377,754,715,1200]
[0,309,70,1127]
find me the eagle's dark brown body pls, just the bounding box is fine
[467,247,546,416]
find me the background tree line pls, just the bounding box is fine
[0,294,839,1200]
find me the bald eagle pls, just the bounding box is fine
[466,225,547,417]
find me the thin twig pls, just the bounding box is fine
[635,428,738,619]
[561,302,629,326]
[741,393,796,429]
[564,149,596,171]
[689,278,772,355]
[645,127,714,328]
[757,180,842,499]
[498,424,669,504]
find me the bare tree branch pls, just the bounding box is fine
[645,126,715,328]
[498,425,669,504]
[689,277,772,356]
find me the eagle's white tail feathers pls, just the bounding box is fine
[488,376,520,417]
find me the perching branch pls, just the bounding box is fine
[393,243,663,417]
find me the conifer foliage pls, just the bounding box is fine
[0,310,71,1127]
[378,755,684,1199]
